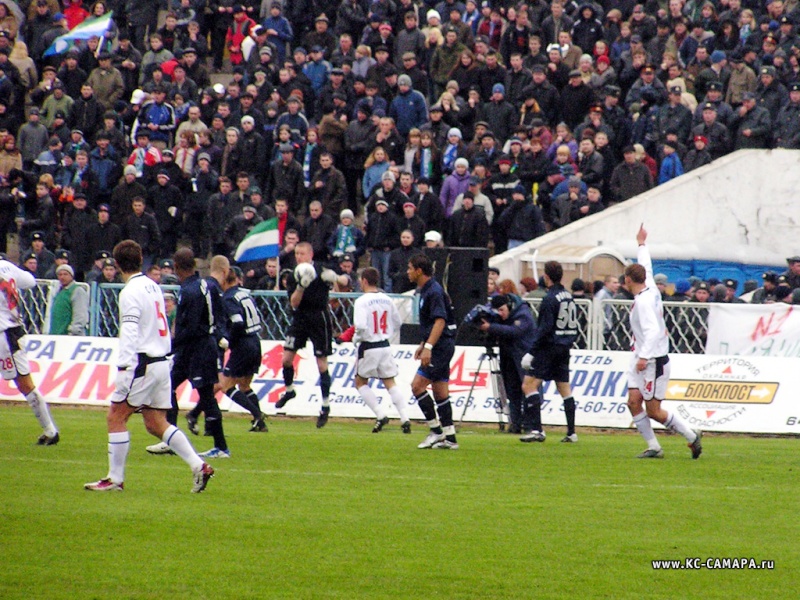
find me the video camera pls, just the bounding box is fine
[462,303,500,328]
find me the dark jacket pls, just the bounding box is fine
[498,198,546,243]
[447,206,489,247]
[487,295,537,379]
[300,213,337,261]
[61,205,97,273]
[122,211,161,256]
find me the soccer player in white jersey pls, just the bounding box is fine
[85,241,215,492]
[0,256,59,444]
[341,267,412,433]
[625,225,703,459]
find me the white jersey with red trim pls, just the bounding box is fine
[353,292,402,344]
[0,260,36,332]
[117,273,171,368]
[629,244,669,359]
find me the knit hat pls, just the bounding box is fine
[398,74,412,87]
[447,127,462,139]
[340,209,355,221]
[56,264,74,277]
[454,157,469,169]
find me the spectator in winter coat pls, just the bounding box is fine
[439,156,471,217]
[657,140,684,184]
[498,186,546,249]
[447,192,489,247]
[365,197,400,290]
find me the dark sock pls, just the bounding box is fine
[187,405,201,420]
[228,387,261,420]
[522,393,542,432]
[246,390,262,418]
[437,398,457,442]
[205,416,228,451]
[416,392,443,434]
[199,385,227,451]
[166,389,179,426]
[437,397,453,427]
[563,396,576,436]
[283,365,294,387]
[320,370,331,400]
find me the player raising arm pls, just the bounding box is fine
[85,241,214,492]
[0,257,59,445]
[625,225,702,459]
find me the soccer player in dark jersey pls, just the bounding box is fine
[220,266,267,432]
[161,248,231,458]
[519,260,579,443]
[407,253,459,449]
[275,242,338,427]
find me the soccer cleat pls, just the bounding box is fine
[432,439,459,450]
[186,414,199,435]
[417,432,445,449]
[520,430,546,443]
[372,416,390,433]
[198,447,231,459]
[84,478,124,492]
[316,406,330,429]
[37,432,60,446]
[146,441,175,455]
[275,389,296,409]
[249,418,268,432]
[192,463,215,493]
[689,429,703,459]
[401,421,411,434]
[561,433,578,443]
[637,448,665,459]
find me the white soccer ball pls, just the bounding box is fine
[294,263,317,288]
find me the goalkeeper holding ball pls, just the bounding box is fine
[275,242,339,427]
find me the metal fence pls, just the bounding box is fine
[88,284,417,340]
[18,280,717,353]
[18,280,91,335]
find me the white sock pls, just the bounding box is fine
[442,425,456,436]
[285,384,295,392]
[427,419,440,429]
[108,431,130,483]
[358,385,385,419]
[162,425,204,471]
[321,396,331,408]
[664,410,697,443]
[632,411,661,451]
[388,386,409,422]
[25,389,57,436]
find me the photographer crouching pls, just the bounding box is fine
[478,294,536,434]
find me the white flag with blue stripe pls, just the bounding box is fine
[234,218,280,263]
[44,12,114,57]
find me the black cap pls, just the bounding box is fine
[95,250,111,260]
[31,231,44,241]
[707,81,722,92]
[725,279,738,289]
[159,259,175,269]
[696,282,710,291]
[102,258,116,268]
[791,82,800,92]
[339,253,354,263]
[55,249,70,260]
[763,271,778,283]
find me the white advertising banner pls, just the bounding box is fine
[3,336,800,434]
[706,303,800,357]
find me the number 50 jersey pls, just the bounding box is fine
[118,273,172,368]
[530,284,578,352]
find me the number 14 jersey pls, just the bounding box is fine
[118,273,171,368]
[353,292,402,344]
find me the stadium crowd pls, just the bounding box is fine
[1,0,800,297]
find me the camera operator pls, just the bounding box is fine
[478,293,536,434]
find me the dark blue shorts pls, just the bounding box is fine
[416,337,455,383]
[528,345,571,383]
[172,337,219,389]
[223,336,262,378]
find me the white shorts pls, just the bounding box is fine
[627,355,670,401]
[356,345,399,380]
[0,327,30,380]
[112,360,172,410]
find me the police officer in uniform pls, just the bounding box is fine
[519,260,580,443]
[275,242,339,427]
[407,253,460,449]
[774,82,800,148]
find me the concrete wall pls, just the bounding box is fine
[491,149,800,282]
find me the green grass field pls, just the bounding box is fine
[1,405,795,600]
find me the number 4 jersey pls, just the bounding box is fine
[353,292,402,344]
[117,273,171,368]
